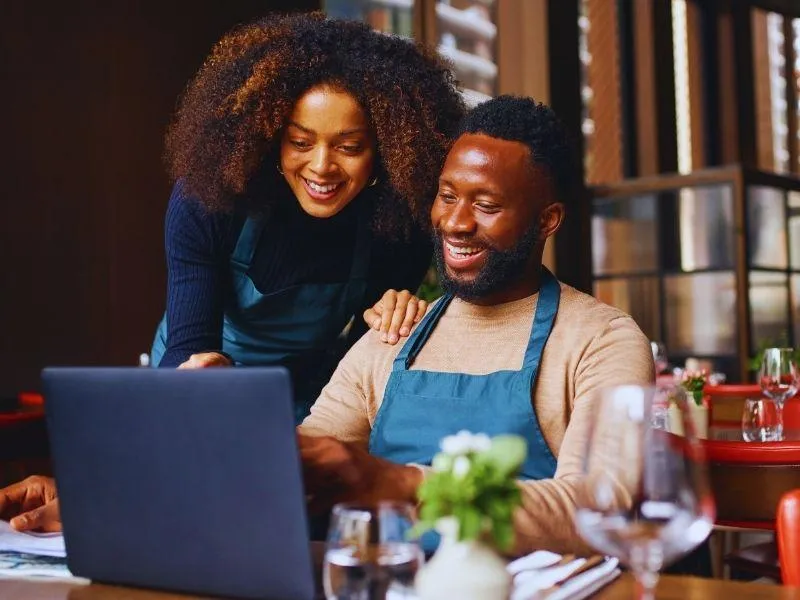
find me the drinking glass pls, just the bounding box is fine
[759,347,798,441]
[323,502,423,600]
[574,385,715,599]
[650,341,668,375]
[742,397,782,442]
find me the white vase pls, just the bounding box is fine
[667,402,708,439]
[415,517,511,600]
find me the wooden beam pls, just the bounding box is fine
[583,0,623,184]
[752,8,775,170]
[716,4,741,164]
[631,0,659,176]
[687,0,707,170]
[496,0,549,102]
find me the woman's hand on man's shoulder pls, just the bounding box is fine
[363,289,428,345]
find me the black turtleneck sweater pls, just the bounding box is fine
[158,181,432,368]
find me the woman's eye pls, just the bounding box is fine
[477,204,499,213]
[339,145,362,154]
[438,193,456,203]
[290,140,311,150]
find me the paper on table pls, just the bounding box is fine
[0,521,65,557]
[0,551,79,581]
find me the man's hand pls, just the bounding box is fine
[297,434,423,514]
[0,476,61,532]
[177,352,232,369]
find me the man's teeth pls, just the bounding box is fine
[306,179,339,193]
[446,243,482,257]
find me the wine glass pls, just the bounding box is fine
[650,341,668,375]
[323,502,423,600]
[574,385,715,599]
[759,347,798,441]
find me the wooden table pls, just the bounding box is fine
[0,574,797,599]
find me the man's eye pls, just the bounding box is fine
[339,145,362,153]
[477,203,499,212]
[290,140,311,149]
[438,193,456,203]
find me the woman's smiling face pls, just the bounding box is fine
[279,85,376,219]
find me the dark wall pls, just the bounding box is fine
[0,1,319,395]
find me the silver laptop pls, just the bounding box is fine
[42,367,314,600]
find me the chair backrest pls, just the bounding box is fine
[777,489,800,586]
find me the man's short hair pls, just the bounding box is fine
[456,95,576,204]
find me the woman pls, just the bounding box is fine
[150,12,465,421]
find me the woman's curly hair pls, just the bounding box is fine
[165,11,466,237]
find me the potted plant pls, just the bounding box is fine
[413,431,527,600]
[668,370,709,439]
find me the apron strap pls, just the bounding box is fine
[521,268,561,372]
[393,294,454,371]
[230,215,266,270]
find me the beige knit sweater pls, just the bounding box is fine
[300,282,654,554]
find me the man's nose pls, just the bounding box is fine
[442,200,476,234]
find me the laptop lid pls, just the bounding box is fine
[41,367,314,600]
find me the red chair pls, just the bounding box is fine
[704,384,800,429]
[777,489,800,586]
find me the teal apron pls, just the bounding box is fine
[369,268,560,478]
[151,208,371,424]
[369,269,560,551]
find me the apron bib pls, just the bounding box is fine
[369,268,561,480]
[152,209,371,423]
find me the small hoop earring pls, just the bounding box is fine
[368,176,378,187]
[277,163,285,176]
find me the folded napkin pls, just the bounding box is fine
[509,552,620,600]
[387,551,620,600]
[0,521,65,558]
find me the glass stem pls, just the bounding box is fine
[630,542,662,600]
[776,400,785,440]
[633,570,659,600]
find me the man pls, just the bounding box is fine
[0,97,653,554]
[296,95,652,554]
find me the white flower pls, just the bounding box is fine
[441,430,472,455]
[452,455,471,479]
[470,433,492,453]
[440,430,493,456]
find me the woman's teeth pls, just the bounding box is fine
[305,179,340,194]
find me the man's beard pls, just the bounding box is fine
[433,221,541,301]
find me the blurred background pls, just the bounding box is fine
[1,0,799,394]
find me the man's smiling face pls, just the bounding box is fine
[430,133,555,304]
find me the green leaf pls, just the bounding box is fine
[455,505,483,542]
[481,435,528,477]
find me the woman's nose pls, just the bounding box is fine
[309,146,335,175]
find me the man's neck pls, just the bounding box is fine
[461,259,544,307]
